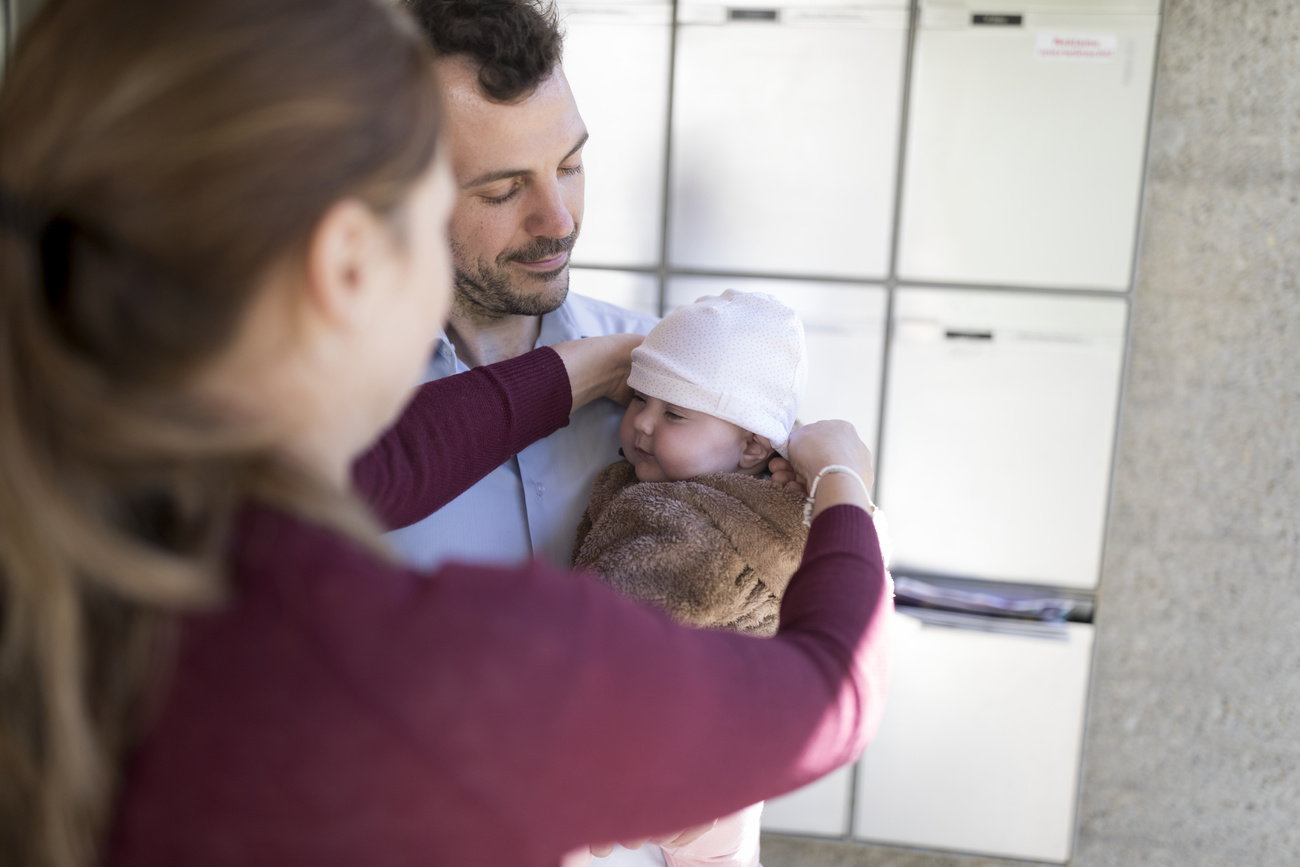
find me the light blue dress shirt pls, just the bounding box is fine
[387,293,657,571]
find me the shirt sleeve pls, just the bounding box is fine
[352,346,572,530]
[293,503,891,860]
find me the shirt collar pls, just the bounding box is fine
[535,296,589,347]
[430,295,591,366]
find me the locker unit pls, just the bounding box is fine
[558,1,672,269]
[877,288,1127,588]
[665,277,888,451]
[569,266,661,318]
[668,1,908,279]
[897,0,1160,290]
[854,615,1095,862]
[761,764,853,837]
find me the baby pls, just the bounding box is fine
[569,289,809,867]
[573,288,809,637]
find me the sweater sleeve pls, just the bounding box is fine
[289,503,890,862]
[351,346,572,530]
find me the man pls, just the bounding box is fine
[389,0,656,572]
[395,8,733,863]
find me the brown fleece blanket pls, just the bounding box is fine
[572,460,808,637]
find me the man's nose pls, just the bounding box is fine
[525,178,576,238]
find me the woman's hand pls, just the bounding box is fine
[551,333,644,414]
[767,456,807,494]
[786,420,875,520]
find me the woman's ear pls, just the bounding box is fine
[737,433,776,471]
[302,198,392,329]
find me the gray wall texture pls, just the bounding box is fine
[764,0,1300,864]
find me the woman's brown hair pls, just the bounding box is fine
[0,1,442,864]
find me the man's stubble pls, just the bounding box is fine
[450,228,579,322]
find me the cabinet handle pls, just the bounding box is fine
[971,13,1023,26]
[728,8,779,22]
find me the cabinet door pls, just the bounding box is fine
[854,615,1095,863]
[569,267,661,318]
[878,288,1126,588]
[666,277,887,452]
[761,764,853,837]
[668,3,907,279]
[559,1,671,268]
[897,3,1159,289]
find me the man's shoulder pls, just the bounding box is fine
[562,292,658,336]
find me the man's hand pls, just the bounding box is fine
[585,819,718,859]
[649,819,718,849]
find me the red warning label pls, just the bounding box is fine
[1035,33,1118,62]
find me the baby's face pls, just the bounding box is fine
[619,392,752,483]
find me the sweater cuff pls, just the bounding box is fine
[800,504,879,567]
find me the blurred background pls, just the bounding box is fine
[4,0,1296,863]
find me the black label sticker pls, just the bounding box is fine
[972,13,1024,26]
[729,8,779,21]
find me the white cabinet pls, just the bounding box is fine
[897,0,1160,290]
[666,277,888,451]
[668,2,908,279]
[558,1,672,268]
[569,267,661,318]
[878,288,1127,588]
[761,764,853,837]
[853,615,1095,862]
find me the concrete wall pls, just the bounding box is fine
[764,0,1300,863]
[1074,0,1300,862]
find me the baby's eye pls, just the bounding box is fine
[630,393,646,403]
[665,410,685,421]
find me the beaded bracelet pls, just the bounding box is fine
[802,464,877,527]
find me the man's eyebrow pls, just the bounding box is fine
[463,166,529,189]
[462,133,590,190]
[562,132,590,163]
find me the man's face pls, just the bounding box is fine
[438,57,587,320]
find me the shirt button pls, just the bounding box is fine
[535,484,545,496]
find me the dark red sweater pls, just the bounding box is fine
[105,347,891,867]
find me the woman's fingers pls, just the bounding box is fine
[551,333,644,412]
[767,456,807,494]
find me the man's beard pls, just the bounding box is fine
[451,229,578,320]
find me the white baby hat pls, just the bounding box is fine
[627,289,808,457]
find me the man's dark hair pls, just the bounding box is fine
[404,0,564,103]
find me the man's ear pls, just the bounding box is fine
[302,198,390,329]
[738,433,776,471]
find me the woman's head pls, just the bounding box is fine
[0,0,445,394]
[0,0,447,864]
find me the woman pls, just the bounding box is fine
[0,1,891,866]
